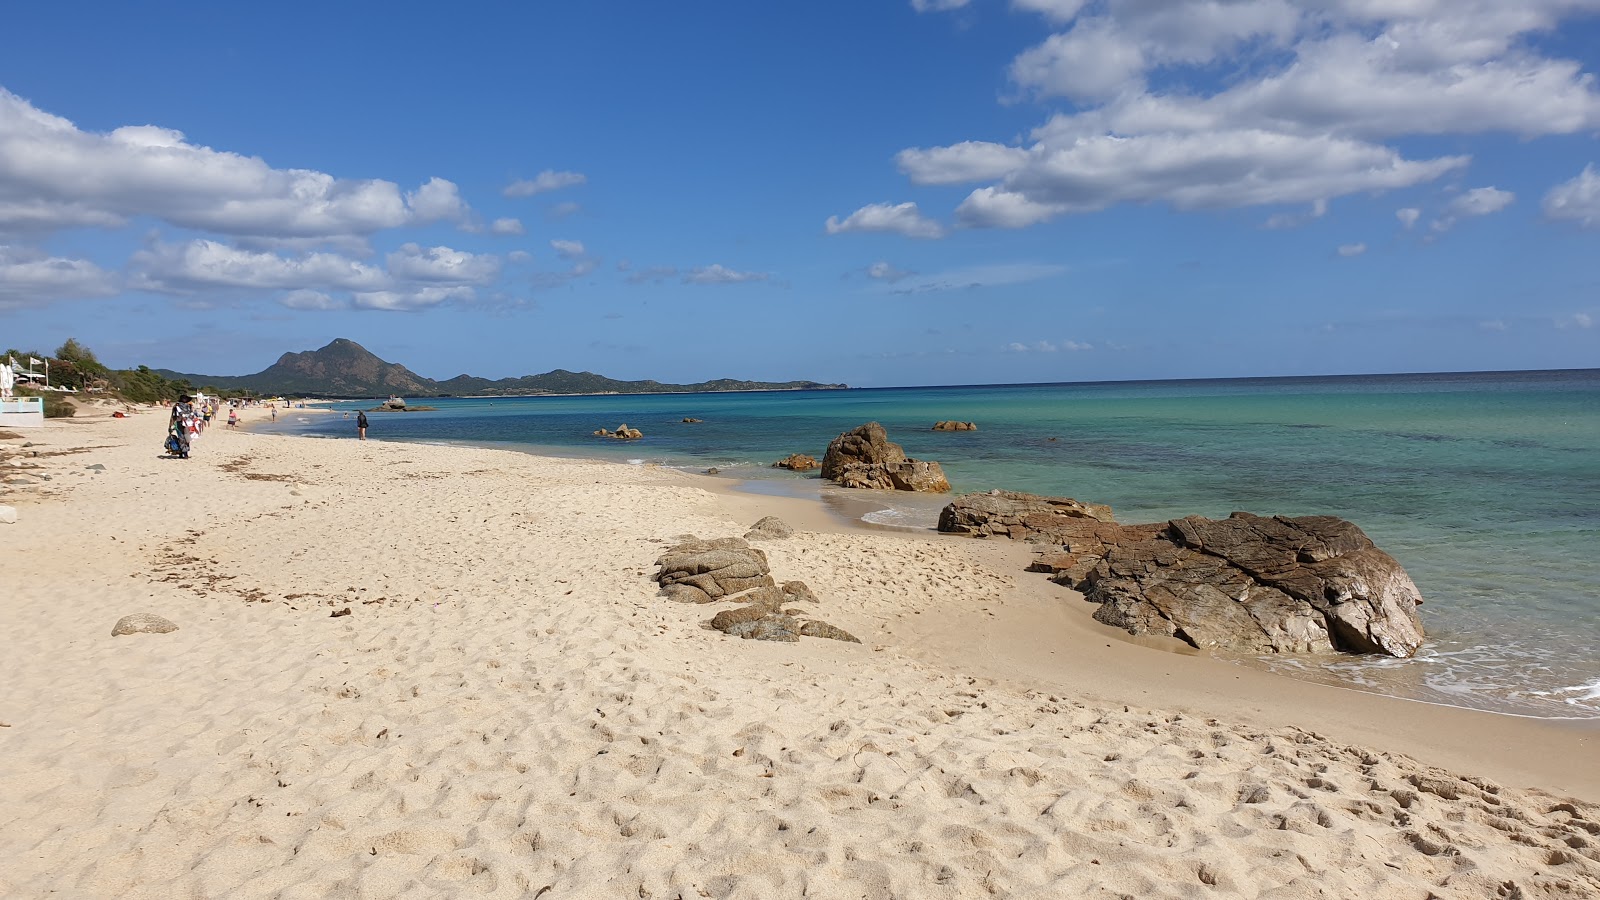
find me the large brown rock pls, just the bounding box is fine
[772,453,818,471]
[938,490,1120,542]
[932,421,978,431]
[655,537,775,603]
[820,422,950,492]
[1068,513,1425,658]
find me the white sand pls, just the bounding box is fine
[1,407,1597,899]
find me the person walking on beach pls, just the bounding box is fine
[227,408,238,428]
[357,409,368,440]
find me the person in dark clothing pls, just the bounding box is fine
[357,410,368,440]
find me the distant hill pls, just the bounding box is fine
[158,338,848,398]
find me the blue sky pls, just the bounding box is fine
[1,0,1597,387]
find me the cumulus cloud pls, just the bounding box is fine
[132,239,388,292]
[1397,207,1421,229]
[856,2,1600,229]
[385,243,500,284]
[507,250,533,264]
[0,244,116,306]
[550,239,586,260]
[684,264,767,285]
[0,89,472,238]
[490,217,524,235]
[352,285,475,311]
[1337,242,1367,257]
[825,202,945,238]
[1433,185,1515,230]
[503,170,586,198]
[1543,165,1600,228]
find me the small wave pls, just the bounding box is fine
[862,507,939,530]
[1533,679,1600,704]
[627,458,645,465]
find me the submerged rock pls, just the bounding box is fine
[772,453,819,471]
[821,422,949,492]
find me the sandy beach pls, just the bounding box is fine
[2,407,1596,899]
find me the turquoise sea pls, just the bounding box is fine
[269,370,1600,720]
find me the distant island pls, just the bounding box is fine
[157,338,848,398]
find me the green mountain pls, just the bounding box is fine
[159,338,847,398]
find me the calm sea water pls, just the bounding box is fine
[269,370,1600,720]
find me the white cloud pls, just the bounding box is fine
[1433,185,1514,230]
[825,202,946,238]
[132,239,387,292]
[1397,207,1421,229]
[1005,338,1093,352]
[1543,165,1600,228]
[550,239,586,260]
[1448,186,1515,217]
[684,264,767,285]
[385,243,500,284]
[910,0,970,11]
[0,89,470,238]
[1337,242,1367,257]
[503,170,587,198]
[507,249,533,264]
[856,2,1600,229]
[0,244,116,306]
[866,260,912,282]
[1573,312,1594,329]
[490,217,525,235]
[352,285,474,311]
[1265,198,1328,229]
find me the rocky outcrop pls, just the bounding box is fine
[744,516,795,540]
[384,397,407,410]
[939,491,1426,658]
[654,537,774,603]
[112,613,179,636]
[1068,514,1425,658]
[938,490,1118,541]
[821,422,950,492]
[593,424,643,440]
[932,421,978,431]
[772,453,818,471]
[682,417,704,423]
[705,581,858,644]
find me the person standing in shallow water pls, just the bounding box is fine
[357,409,368,440]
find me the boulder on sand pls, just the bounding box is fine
[820,422,950,492]
[706,580,859,643]
[655,537,775,603]
[744,516,795,540]
[111,613,179,636]
[1071,513,1426,658]
[938,490,1118,541]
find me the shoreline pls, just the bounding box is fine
[3,408,1596,896]
[265,410,1600,726]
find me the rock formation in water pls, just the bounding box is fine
[821,422,950,492]
[772,453,818,471]
[932,421,978,431]
[939,494,1426,658]
[593,424,643,440]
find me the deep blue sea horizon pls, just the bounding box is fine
[267,368,1600,720]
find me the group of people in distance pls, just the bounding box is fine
[164,396,365,458]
